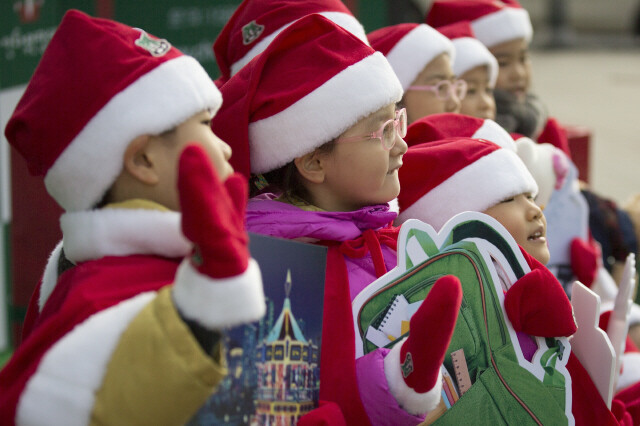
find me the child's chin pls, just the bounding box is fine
[528,246,550,265]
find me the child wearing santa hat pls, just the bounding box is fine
[368,23,466,124]
[437,21,498,120]
[404,110,640,410]
[213,14,464,425]
[396,134,640,424]
[403,112,515,150]
[212,0,368,86]
[426,0,640,327]
[0,10,265,425]
[426,0,571,156]
[396,138,550,264]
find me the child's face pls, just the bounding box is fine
[482,193,550,264]
[319,104,408,211]
[490,38,532,102]
[403,53,461,124]
[154,110,233,211]
[459,65,496,120]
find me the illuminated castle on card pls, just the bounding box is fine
[253,270,320,425]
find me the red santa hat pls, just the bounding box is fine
[212,14,403,177]
[437,21,498,86]
[397,138,538,229]
[213,0,368,83]
[368,23,454,90]
[405,113,516,150]
[5,10,222,212]
[426,0,533,48]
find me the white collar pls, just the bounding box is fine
[61,207,191,263]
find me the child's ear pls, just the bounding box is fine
[294,150,326,184]
[122,135,160,185]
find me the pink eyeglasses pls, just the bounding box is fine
[407,79,467,101]
[335,108,407,150]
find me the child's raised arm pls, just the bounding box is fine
[173,144,265,330]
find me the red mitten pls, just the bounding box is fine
[179,144,249,278]
[400,275,462,392]
[173,145,264,328]
[173,145,264,329]
[571,237,600,288]
[505,268,577,337]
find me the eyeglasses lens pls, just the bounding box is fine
[383,120,395,149]
[398,109,407,138]
[382,109,407,149]
[455,80,467,99]
[437,81,451,99]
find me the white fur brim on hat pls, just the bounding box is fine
[473,119,516,151]
[248,51,403,174]
[452,37,498,87]
[44,55,222,212]
[398,148,538,230]
[229,11,369,77]
[471,7,533,48]
[386,24,455,90]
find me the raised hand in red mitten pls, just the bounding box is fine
[402,275,462,391]
[505,268,577,337]
[179,144,249,278]
[571,237,600,288]
[386,275,462,415]
[173,144,264,329]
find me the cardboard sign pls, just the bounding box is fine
[607,254,637,392]
[544,158,589,294]
[570,281,616,408]
[352,212,574,423]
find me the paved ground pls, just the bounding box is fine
[530,47,640,205]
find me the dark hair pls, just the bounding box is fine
[250,139,336,199]
[397,97,407,111]
[93,187,113,209]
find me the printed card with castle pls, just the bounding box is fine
[189,233,327,425]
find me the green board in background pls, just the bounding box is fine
[113,1,241,80]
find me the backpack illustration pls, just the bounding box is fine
[352,212,574,424]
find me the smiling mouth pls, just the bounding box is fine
[528,228,545,242]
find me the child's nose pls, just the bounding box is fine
[512,62,527,81]
[392,134,408,156]
[220,139,232,160]
[527,202,543,221]
[480,93,494,108]
[446,93,462,113]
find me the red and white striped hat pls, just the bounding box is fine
[437,21,498,86]
[213,0,368,84]
[426,0,533,48]
[397,138,538,229]
[368,23,454,90]
[5,10,222,211]
[405,113,516,150]
[212,14,403,177]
